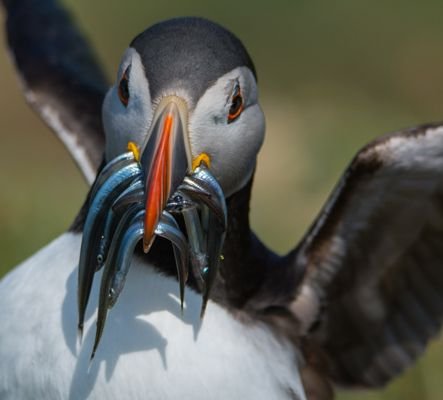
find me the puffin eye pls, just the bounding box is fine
[118,65,131,107]
[227,83,244,123]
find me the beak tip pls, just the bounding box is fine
[143,235,155,253]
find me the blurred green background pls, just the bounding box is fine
[1,0,443,398]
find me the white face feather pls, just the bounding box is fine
[102,50,265,197]
[102,48,153,161]
[189,67,265,196]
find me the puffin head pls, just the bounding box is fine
[102,17,265,200]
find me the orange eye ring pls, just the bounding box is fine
[118,65,131,107]
[228,84,244,123]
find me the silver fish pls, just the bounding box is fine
[92,208,145,359]
[77,162,141,339]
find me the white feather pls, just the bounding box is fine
[0,233,306,400]
[103,48,153,162]
[24,89,97,185]
[190,67,265,197]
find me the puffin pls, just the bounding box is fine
[2,1,443,399]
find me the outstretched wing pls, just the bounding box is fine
[290,122,443,387]
[2,0,108,184]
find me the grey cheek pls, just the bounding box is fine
[212,114,226,125]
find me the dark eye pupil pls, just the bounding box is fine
[230,95,242,115]
[118,65,131,106]
[228,84,243,123]
[119,78,129,101]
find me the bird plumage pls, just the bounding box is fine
[292,122,443,386]
[0,233,304,400]
[2,0,443,399]
[130,17,257,103]
[2,0,107,183]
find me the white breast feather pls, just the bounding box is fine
[0,233,305,400]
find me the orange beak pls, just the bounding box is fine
[140,99,192,253]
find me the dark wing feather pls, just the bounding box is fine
[289,122,443,387]
[2,0,108,183]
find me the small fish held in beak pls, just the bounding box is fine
[77,143,227,359]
